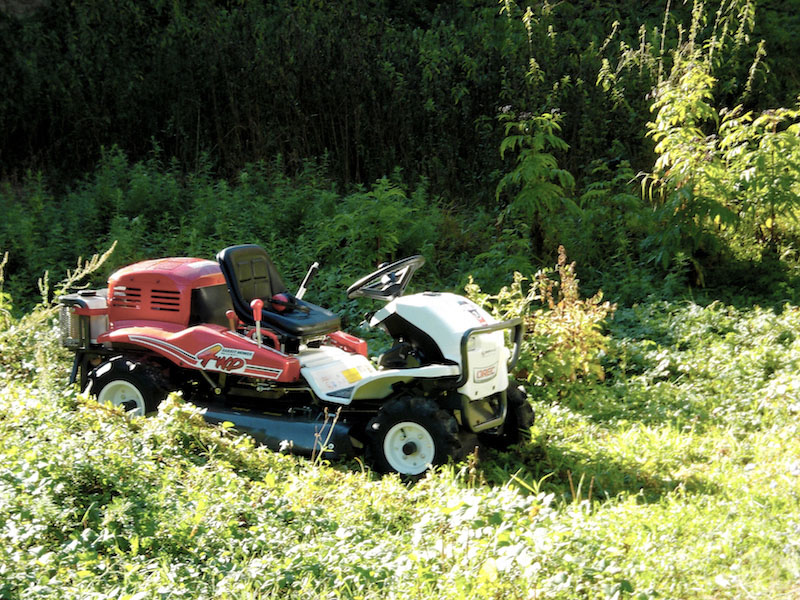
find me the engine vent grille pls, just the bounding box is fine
[111,286,142,308]
[150,289,181,312]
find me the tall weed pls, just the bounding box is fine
[0,245,115,386]
[639,1,800,276]
[467,247,615,391]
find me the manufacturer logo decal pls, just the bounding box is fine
[457,299,488,325]
[473,365,497,383]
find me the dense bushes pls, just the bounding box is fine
[640,12,800,273]
[4,0,800,307]
[0,0,535,191]
[4,0,795,199]
[0,148,480,314]
[3,0,800,307]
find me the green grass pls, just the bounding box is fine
[1,301,799,599]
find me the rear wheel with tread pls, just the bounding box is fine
[86,356,168,416]
[366,396,460,477]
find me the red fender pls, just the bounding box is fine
[98,322,301,382]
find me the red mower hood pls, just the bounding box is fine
[107,257,226,328]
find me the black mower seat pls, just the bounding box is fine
[216,244,340,339]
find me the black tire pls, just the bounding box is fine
[85,356,168,416]
[366,396,460,477]
[479,383,535,450]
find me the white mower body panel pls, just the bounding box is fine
[300,345,461,405]
[371,292,511,400]
[300,346,377,404]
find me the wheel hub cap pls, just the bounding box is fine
[383,421,436,475]
[97,381,146,416]
[402,441,417,455]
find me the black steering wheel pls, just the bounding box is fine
[347,255,426,301]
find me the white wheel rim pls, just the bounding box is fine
[97,381,146,416]
[383,421,435,475]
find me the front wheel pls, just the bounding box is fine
[366,396,460,477]
[479,384,534,450]
[85,356,168,416]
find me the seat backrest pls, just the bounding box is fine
[217,244,287,324]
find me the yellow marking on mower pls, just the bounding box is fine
[341,368,363,383]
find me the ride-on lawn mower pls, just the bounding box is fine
[59,245,534,476]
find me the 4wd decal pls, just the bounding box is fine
[197,344,254,373]
[128,335,282,379]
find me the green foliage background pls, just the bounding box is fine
[2,0,797,188]
[3,0,800,309]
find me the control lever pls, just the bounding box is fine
[250,299,264,346]
[296,261,319,300]
[225,309,238,331]
[360,311,375,329]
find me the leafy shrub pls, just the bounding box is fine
[643,56,735,271]
[717,103,800,249]
[496,110,576,224]
[638,2,800,277]
[312,175,442,288]
[467,246,615,390]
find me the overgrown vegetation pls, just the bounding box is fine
[0,152,461,319]
[2,0,798,190]
[2,0,800,597]
[3,0,800,306]
[1,253,798,599]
